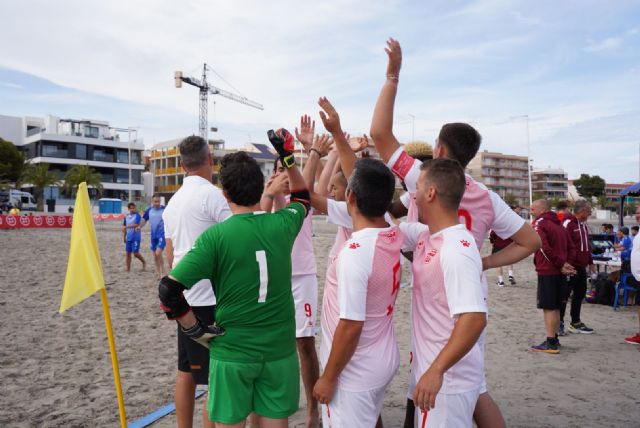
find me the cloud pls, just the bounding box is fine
[585,37,622,52]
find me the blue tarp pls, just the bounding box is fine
[620,181,640,196]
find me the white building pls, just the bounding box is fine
[531,167,569,200]
[0,114,145,201]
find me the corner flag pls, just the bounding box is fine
[59,182,105,313]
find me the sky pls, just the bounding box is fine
[1,0,639,183]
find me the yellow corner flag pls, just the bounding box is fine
[59,182,105,313]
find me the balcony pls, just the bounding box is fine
[157,184,181,193]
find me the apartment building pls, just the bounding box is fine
[604,182,639,208]
[531,168,569,200]
[0,114,145,201]
[466,150,530,205]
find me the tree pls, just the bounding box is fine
[22,163,60,211]
[0,138,27,188]
[63,164,103,197]
[573,174,605,199]
[596,195,609,210]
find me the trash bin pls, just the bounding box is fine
[46,198,56,213]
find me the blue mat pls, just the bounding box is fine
[128,389,207,428]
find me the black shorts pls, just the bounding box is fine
[537,275,569,310]
[491,246,507,255]
[178,305,216,385]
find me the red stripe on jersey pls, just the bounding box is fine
[392,151,415,179]
[421,410,428,428]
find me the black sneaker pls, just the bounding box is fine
[531,339,559,354]
[509,275,516,285]
[558,322,567,337]
[568,322,594,334]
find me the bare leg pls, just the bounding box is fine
[296,337,320,427]
[216,421,246,428]
[176,370,196,428]
[256,416,287,428]
[155,249,165,279]
[473,392,506,428]
[202,392,216,428]
[125,252,132,272]
[543,309,560,338]
[134,252,146,271]
[403,398,415,428]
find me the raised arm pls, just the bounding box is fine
[303,134,333,190]
[318,97,357,179]
[317,149,339,196]
[370,38,403,163]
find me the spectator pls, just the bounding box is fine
[559,200,595,335]
[530,199,575,354]
[489,230,514,286]
[555,200,569,223]
[614,227,633,272]
[631,225,639,238]
[624,206,640,345]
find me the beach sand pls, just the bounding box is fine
[0,218,639,427]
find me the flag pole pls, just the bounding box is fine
[100,288,127,428]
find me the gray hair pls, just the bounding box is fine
[179,136,209,170]
[573,199,591,215]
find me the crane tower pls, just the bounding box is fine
[175,63,263,140]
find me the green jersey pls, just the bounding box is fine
[171,203,306,363]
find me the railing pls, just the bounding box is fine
[157,185,181,193]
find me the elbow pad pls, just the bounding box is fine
[158,276,190,320]
[290,189,311,217]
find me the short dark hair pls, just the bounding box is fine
[632,226,639,232]
[220,152,264,206]
[152,193,160,199]
[621,227,629,235]
[437,123,481,167]
[556,200,568,210]
[419,158,466,211]
[347,158,396,218]
[127,202,136,208]
[179,136,209,170]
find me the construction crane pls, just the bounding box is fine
[175,63,263,140]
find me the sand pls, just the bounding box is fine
[0,218,639,427]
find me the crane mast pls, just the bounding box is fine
[175,63,264,140]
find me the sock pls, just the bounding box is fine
[508,270,514,277]
[498,275,503,283]
[548,337,558,345]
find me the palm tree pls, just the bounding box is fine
[21,163,60,211]
[63,164,103,198]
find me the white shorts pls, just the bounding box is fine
[292,274,318,338]
[478,329,487,394]
[321,384,387,428]
[414,388,480,428]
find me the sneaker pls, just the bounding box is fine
[624,333,640,345]
[531,340,559,354]
[509,275,516,285]
[558,322,567,337]
[568,322,594,334]
[497,280,505,287]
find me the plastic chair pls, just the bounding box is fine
[613,272,637,310]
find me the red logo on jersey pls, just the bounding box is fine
[461,240,470,247]
[386,304,394,316]
[381,230,397,241]
[424,249,438,264]
[391,151,415,179]
[349,242,360,249]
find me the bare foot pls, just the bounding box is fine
[307,413,320,428]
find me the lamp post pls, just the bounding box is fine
[511,115,533,219]
[127,127,132,202]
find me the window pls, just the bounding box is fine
[84,126,99,138]
[117,150,129,163]
[131,150,141,164]
[93,149,114,163]
[42,143,68,158]
[115,169,129,184]
[76,144,87,160]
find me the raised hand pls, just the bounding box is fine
[350,134,370,153]
[385,37,402,80]
[265,172,290,197]
[318,97,343,135]
[267,128,296,168]
[311,134,334,157]
[295,114,315,153]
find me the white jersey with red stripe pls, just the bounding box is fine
[288,196,317,276]
[388,148,525,249]
[326,199,354,260]
[400,223,487,394]
[320,225,404,392]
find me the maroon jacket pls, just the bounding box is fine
[489,230,513,250]
[562,213,593,268]
[533,211,568,275]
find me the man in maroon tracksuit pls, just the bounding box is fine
[530,199,575,354]
[560,200,595,335]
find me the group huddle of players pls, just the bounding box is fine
[158,38,541,428]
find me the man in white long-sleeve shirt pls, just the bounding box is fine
[624,206,640,345]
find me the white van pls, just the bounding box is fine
[0,190,37,212]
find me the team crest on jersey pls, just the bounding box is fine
[349,242,360,249]
[380,230,397,241]
[424,248,437,263]
[465,177,471,187]
[460,240,471,247]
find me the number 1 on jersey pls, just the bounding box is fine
[256,250,268,303]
